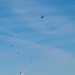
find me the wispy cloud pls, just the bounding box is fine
[0,0,75,63]
[0,0,75,75]
[0,27,75,65]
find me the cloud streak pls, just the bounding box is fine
[0,0,75,75]
[0,27,75,65]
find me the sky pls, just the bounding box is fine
[0,0,75,75]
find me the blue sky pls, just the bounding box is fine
[0,0,75,75]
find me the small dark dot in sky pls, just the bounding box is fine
[30,61,32,63]
[40,16,44,18]
[11,45,13,47]
[17,52,20,54]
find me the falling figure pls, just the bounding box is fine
[40,16,44,18]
